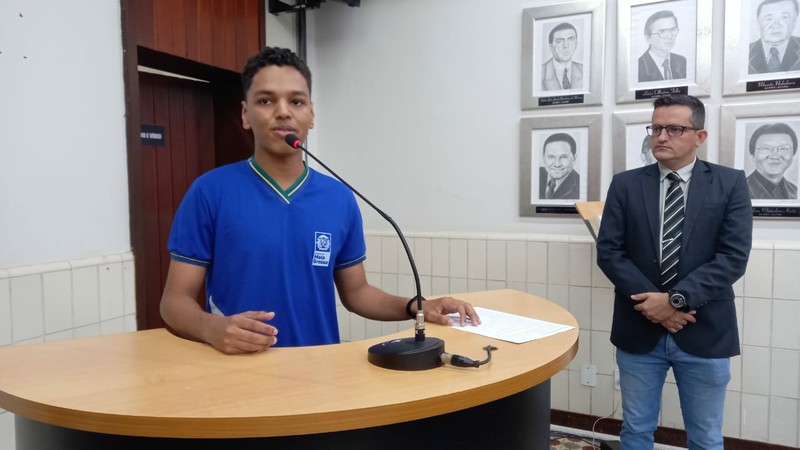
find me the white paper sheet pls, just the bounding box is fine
[448,306,574,344]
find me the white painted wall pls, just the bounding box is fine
[307,0,542,234]
[306,0,800,241]
[1,0,797,289]
[0,0,798,447]
[0,0,130,268]
[266,8,298,52]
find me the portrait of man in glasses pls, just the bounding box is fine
[638,10,688,82]
[745,122,798,199]
[748,0,800,74]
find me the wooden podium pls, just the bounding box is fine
[0,289,578,450]
[575,201,605,241]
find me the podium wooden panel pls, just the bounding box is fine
[0,289,578,449]
[575,201,605,241]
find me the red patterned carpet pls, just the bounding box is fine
[549,435,599,449]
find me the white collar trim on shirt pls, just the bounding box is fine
[658,157,696,183]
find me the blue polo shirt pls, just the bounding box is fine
[168,158,367,347]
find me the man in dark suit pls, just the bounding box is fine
[638,10,687,82]
[749,0,800,74]
[539,132,580,199]
[541,22,583,91]
[597,95,752,450]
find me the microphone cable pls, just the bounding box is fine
[440,345,498,368]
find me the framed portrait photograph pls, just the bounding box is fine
[616,0,712,103]
[720,102,800,217]
[521,1,605,109]
[519,114,602,216]
[724,0,800,95]
[611,110,708,174]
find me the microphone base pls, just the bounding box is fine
[367,337,445,371]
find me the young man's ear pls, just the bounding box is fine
[241,101,251,130]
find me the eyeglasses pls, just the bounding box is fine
[646,125,699,137]
[650,27,679,38]
[755,146,794,157]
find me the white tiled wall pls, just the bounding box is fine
[1,235,799,449]
[0,252,136,450]
[347,231,800,448]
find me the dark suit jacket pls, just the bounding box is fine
[542,59,584,91]
[747,170,799,199]
[539,167,580,199]
[638,51,687,82]
[748,36,800,74]
[596,161,752,358]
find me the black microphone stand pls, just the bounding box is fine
[285,134,444,370]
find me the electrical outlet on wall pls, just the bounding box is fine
[581,364,597,386]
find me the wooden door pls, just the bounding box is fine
[122,0,264,331]
[137,72,215,329]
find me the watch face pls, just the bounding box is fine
[670,293,686,308]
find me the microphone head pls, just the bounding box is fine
[285,134,301,149]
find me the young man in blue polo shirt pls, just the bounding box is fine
[160,47,479,354]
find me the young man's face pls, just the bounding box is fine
[550,29,578,63]
[241,65,315,157]
[758,0,798,46]
[646,17,678,54]
[752,132,795,179]
[650,105,707,171]
[543,140,576,181]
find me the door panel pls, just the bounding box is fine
[138,72,215,329]
[128,0,262,72]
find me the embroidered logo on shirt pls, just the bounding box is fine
[313,232,332,267]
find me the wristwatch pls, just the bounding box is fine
[668,290,688,310]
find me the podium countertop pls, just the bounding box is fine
[0,289,578,438]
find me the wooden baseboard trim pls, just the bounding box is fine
[550,410,795,450]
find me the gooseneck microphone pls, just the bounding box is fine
[285,134,445,370]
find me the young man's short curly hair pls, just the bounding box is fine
[241,47,312,97]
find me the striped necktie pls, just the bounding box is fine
[660,172,684,289]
